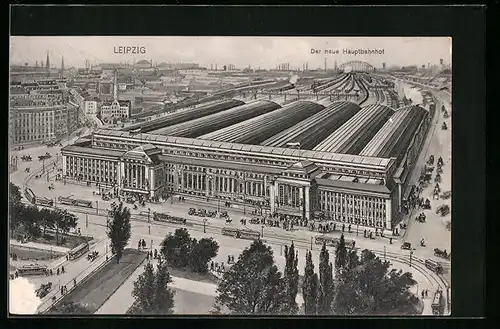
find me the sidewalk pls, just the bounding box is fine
[10,239,70,254]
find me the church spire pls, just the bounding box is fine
[45,51,50,70]
[113,69,118,101]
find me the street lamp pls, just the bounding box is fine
[261,225,264,238]
[384,245,386,261]
[204,218,207,233]
[410,250,413,267]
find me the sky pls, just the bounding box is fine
[10,36,452,70]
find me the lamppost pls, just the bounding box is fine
[384,245,386,261]
[410,250,413,268]
[85,213,88,229]
[203,218,207,233]
[261,225,264,238]
[310,236,313,250]
[96,201,99,214]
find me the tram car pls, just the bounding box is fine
[73,199,93,208]
[16,264,49,277]
[221,227,240,238]
[431,290,445,315]
[153,212,187,225]
[35,196,54,207]
[238,229,261,241]
[424,259,444,274]
[58,196,76,205]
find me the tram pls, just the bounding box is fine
[73,199,93,208]
[221,227,240,238]
[238,229,261,241]
[153,212,187,225]
[16,264,49,277]
[58,196,76,205]
[424,259,444,274]
[68,242,90,260]
[35,196,54,207]
[431,289,444,315]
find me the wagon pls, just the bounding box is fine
[401,242,412,250]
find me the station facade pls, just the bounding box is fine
[61,129,400,233]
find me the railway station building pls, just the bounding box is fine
[61,73,432,234]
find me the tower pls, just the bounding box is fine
[45,51,50,70]
[61,56,65,72]
[113,69,118,101]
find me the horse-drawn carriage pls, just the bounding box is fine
[35,282,52,298]
[87,251,99,261]
[38,152,52,161]
[436,204,450,216]
[440,191,452,199]
[21,155,32,162]
[188,208,196,215]
[250,217,261,224]
[443,111,449,118]
[401,242,412,250]
[436,165,443,174]
[433,190,440,200]
[416,213,426,223]
[434,248,451,260]
[220,211,229,218]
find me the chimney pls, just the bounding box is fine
[46,51,50,70]
[324,58,327,71]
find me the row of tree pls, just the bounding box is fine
[212,235,420,315]
[9,183,78,245]
[128,228,220,314]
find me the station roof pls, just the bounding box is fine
[359,105,428,158]
[61,145,125,158]
[313,103,395,154]
[92,129,393,170]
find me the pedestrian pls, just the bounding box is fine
[425,290,428,298]
[138,241,141,250]
[61,266,65,274]
[142,240,147,249]
[57,268,60,275]
[421,290,425,299]
[211,261,214,270]
[66,255,69,261]
[154,249,158,259]
[50,269,53,276]
[147,252,150,260]
[389,237,393,244]
[348,224,351,233]
[60,286,64,295]
[364,229,367,238]
[228,255,231,263]
[73,278,77,286]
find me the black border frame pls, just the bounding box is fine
[5,4,488,328]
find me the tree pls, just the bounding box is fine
[107,202,132,263]
[132,259,175,314]
[21,205,42,239]
[214,239,287,315]
[317,242,334,315]
[335,233,347,277]
[333,249,419,315]
[188,238,219,274]
[302,250,319,315]
[39,208,55,236]
[283,242,299,315]
[9,183,22,204]
[9,183,25,235]
[160,228,194,268]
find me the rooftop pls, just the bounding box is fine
[93,129,393,170]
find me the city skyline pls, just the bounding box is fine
[10,36,452,70]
